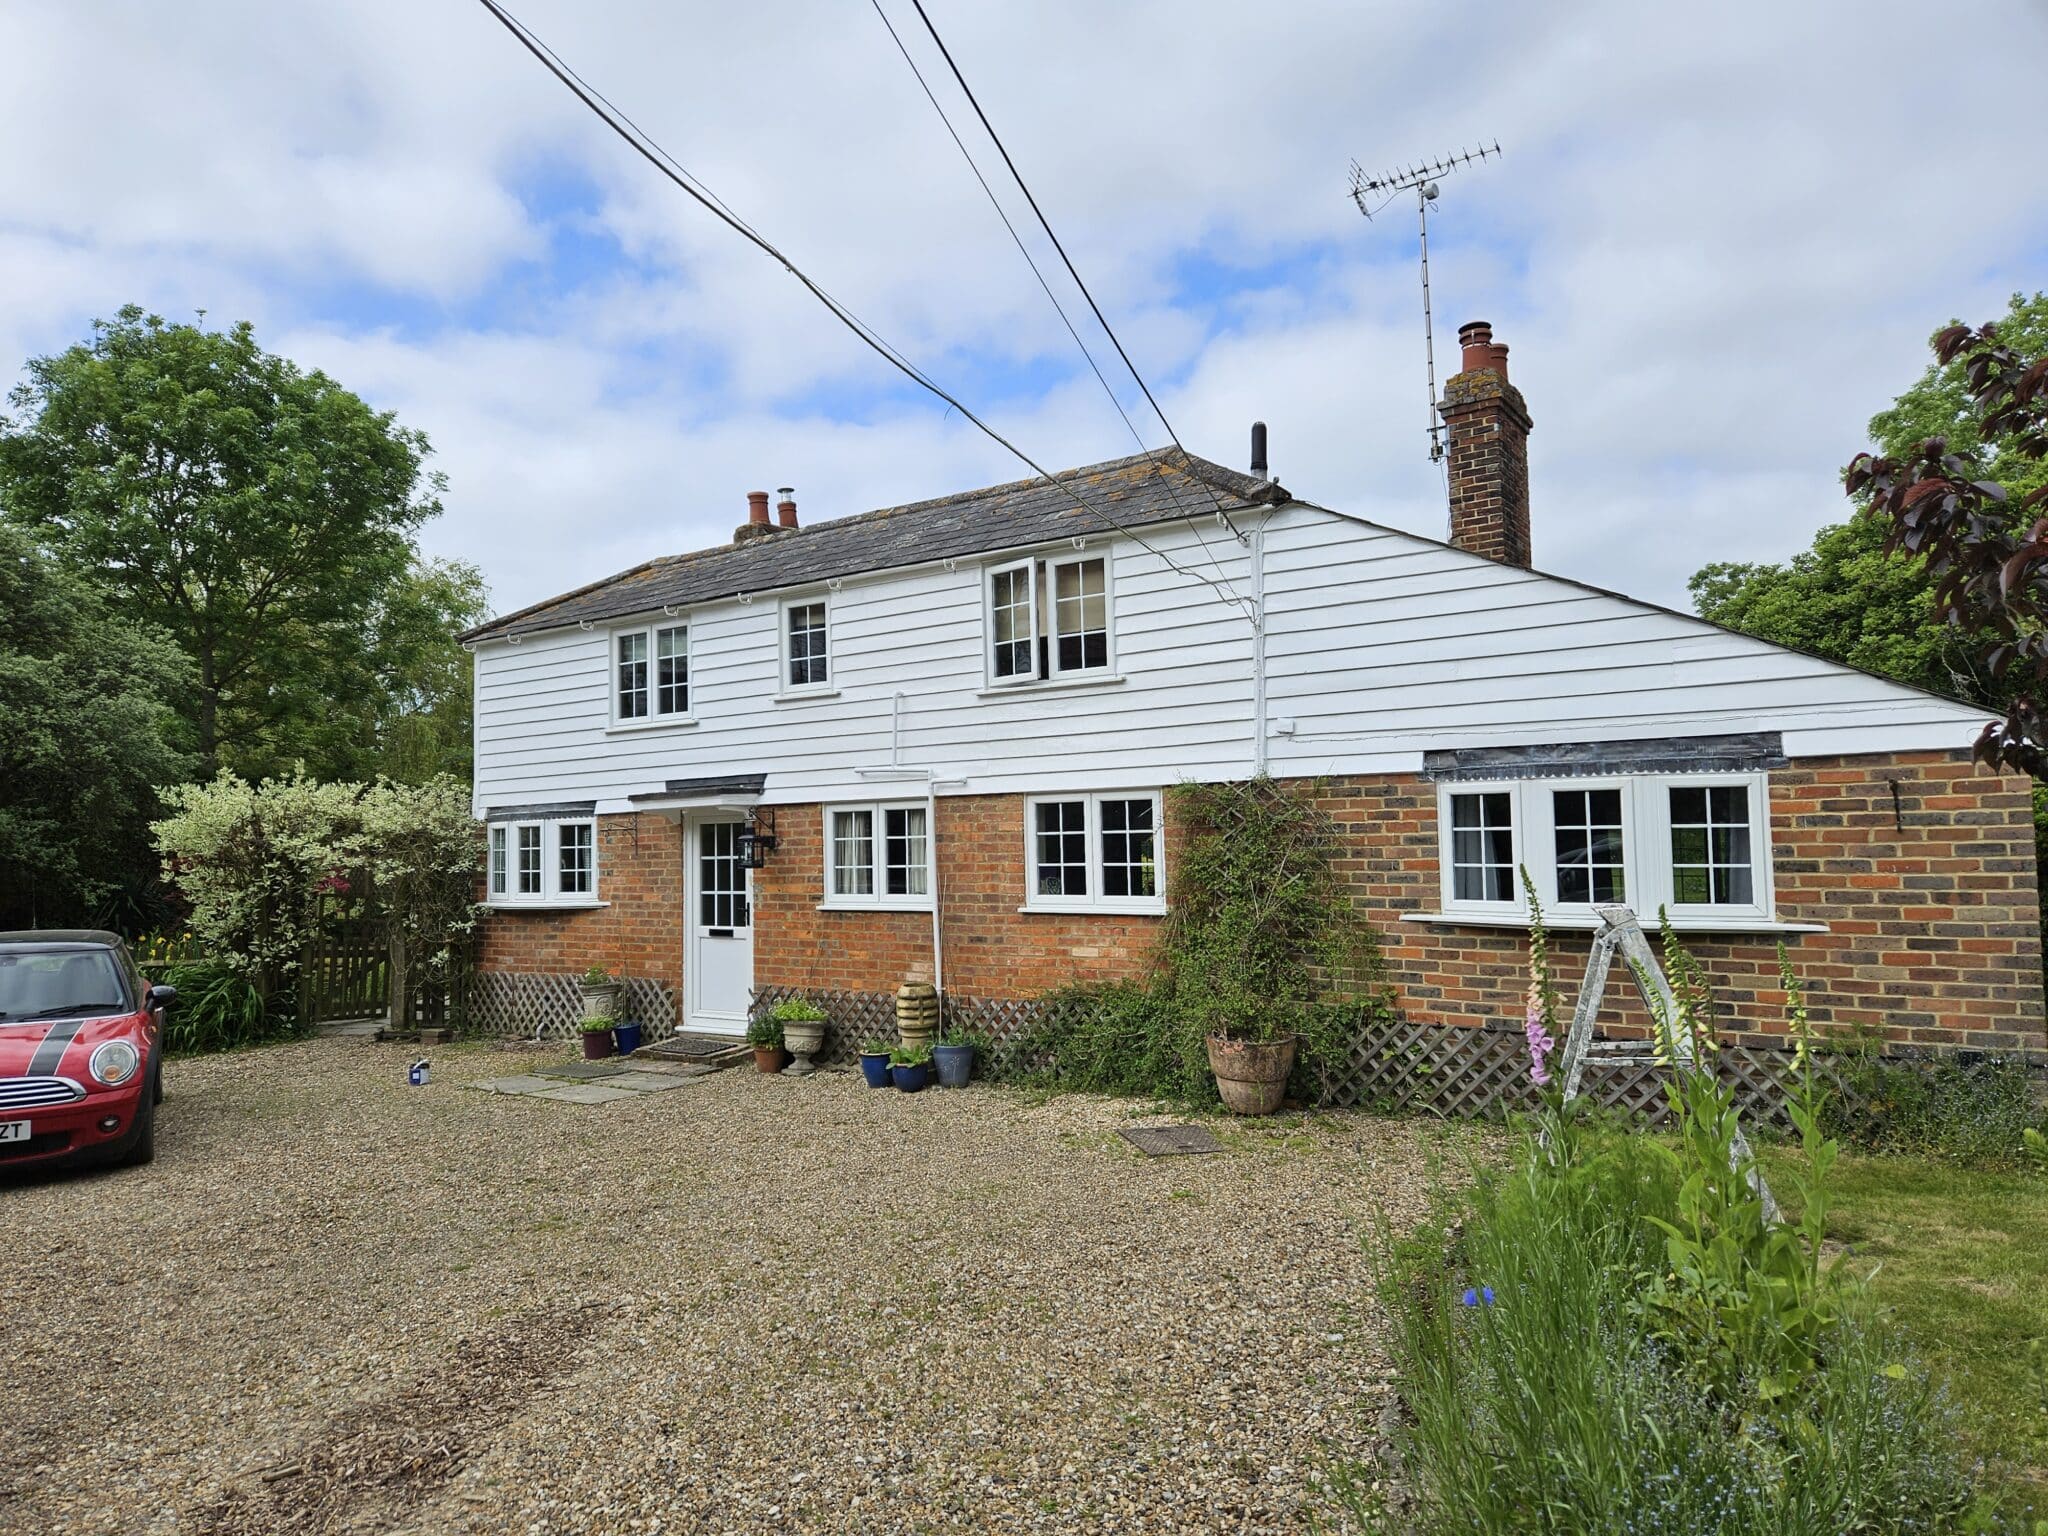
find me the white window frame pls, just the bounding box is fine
[1022,790,1165,915]
[609,619,693,729]
[981,548,1116,688]
[1433,772,1776,927]
[485,818,601,908]
[821,801,933,910]
[779,595,833,695]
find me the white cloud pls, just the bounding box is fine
[1,0,2044,616]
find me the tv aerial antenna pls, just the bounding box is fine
[1349,141,1501,464]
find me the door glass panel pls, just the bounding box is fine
[699,822,750,928]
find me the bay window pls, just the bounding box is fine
[1434,773,1773,925]
[487,816,600,906]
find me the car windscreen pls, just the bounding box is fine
[0,950,134,1022]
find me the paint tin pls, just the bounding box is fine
[408,1058,430,1087]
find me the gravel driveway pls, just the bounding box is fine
[1,1037,1465,1535]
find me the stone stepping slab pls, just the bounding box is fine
[468,1068,703,1102]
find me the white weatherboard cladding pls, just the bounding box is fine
[472,523,1260,814]
[1258,508,1989,774]
[470,505,1992,816]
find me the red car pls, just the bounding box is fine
[0,930,170,1172]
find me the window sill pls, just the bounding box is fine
[1018,902,1166,918]
[976,674,1125,699]
[1400,911,1829,935]
[774,687,840,703]
[817,900,935,914]
[606,717,696,735]
[482,900,612,913]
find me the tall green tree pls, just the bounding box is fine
[1690,290,2048,719]
[0,306,463,780]
[0,523,193,930]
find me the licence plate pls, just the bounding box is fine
[0,1121,28,1145]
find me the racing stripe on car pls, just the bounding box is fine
[27,1021,83,1076]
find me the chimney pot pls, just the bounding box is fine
[1250,421,1268,478]
[775,486,798,529]
[746,490,771,526]
[1457,320,1508,380]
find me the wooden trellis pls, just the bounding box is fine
[466,973,678,1041]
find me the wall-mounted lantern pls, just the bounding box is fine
[736,808,778,869]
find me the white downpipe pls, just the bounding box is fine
[1250,518,1269,776]
[873,690,944,1003]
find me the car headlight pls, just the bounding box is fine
[89,1040,141,1088]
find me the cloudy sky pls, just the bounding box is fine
[2,1,2043,618]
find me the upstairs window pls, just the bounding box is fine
[985,552,1113,686]
[783,599,831,690]
[612,622,690,726]
[824,802,932,907]
[1024,791,1163,913]
[489,817,598,906]
[1434,774,1771,924]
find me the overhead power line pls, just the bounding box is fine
[904,0,1239,541]
[866,0,1245,591]
[472,0,1257,621]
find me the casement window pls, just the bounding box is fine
[1023,791,1164,913]
[487,818,600,906]
[984,551,1113,686]
[612,621,690,726]
[823,802,932,908]
[783,598,831,691]
[1434,774,1772,925]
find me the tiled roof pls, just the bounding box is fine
[461,448,1284,642]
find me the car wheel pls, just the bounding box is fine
[153,1061,165,1106]
[122,1081,157,1167]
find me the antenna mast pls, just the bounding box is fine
[1349,142,1501,464]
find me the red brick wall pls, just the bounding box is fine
[476,814,684,1006]
[1331,750,2044,1054]
[753,793,1165,999]
[475,752,2046,1056]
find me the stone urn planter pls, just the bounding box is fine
[783,1016,826,1076]
[1205,1034,1298,1116]
[578,968,624,1023]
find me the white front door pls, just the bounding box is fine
[685,815,754,1035]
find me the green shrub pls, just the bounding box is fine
[768,996,827,1024]
[744,1013,783,1050]
[1820,1041,2047,1170]
[155,958,291,1055]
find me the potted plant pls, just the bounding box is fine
[579,1015,616,1061]
[889,1045,934,1092]
[1168,779,1381,1116]
[578,964,624,1023]
[932,1029,976,1089]
[613,1018,644,1056]
[746,1012,786,1073]
[858,1038,894,1089]
[771,996,829,1076]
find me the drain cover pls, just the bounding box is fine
[640,1036,747,1061]
[1119,1125,1222,1158]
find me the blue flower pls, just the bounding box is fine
[1483,1286,1496,1305]
[1460,1285,1498,1307]
[1461,1287,1479,1307]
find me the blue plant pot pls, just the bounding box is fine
[859,1052,892,1088]
[891,1062,931,1093]
[613,1021,644,1056]
[932,1043,974,1088]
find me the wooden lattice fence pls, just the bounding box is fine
[465,972,680,1041]
[747,985,1819,1123]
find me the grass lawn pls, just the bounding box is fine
[1763,1146,2048,1516]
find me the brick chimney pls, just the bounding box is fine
[734,490,777,545]
[1438,320,1533,568]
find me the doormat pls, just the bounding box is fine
[537,1061,631,1081]
[1118,1125,1223,1158]
[638,1036,748,1062]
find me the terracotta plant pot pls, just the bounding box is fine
[753,1046,786,1074]
[581,1028,615,1061]
[1205,1033,1298,1116]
